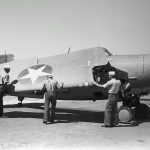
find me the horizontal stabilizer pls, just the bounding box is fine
[0,54,14,64]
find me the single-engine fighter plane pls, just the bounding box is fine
[0,47,149,122]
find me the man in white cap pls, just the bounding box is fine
[0,64,11,117]
[95,71,121,127]
[1,65,10,84]
[41,74,63,124]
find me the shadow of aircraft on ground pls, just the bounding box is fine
[4,102,104,123]
[3,101,150,125]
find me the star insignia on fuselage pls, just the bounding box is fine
[19,65,51,85]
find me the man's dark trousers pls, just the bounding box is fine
[43,91,56,123]
[104,94,118,126]
[0,95,3,117]
[0,84,4,117]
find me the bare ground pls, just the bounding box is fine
[0,96,150,150]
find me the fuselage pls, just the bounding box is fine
[109,54,150,95]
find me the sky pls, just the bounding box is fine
[0,0,150,59]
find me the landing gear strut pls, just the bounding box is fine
[18,96,24,107]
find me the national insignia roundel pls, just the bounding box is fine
[18,64,52,85]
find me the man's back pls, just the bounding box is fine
[44,78,58,93]
[103,78,121,94]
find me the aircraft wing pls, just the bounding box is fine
[6,47,109,93]
[3,47,129,100]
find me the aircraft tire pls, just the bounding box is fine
[135,103,149,119]
[118,106,133,123]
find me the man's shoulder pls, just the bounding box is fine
[117,79,121,83]
[43,80,48,84]
[1,72,7,77]
[109,78,115,83]
[111,78,121,83]
[116,79,121,85]
[105,79,113,85]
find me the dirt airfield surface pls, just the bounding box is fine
[0,96,150,150]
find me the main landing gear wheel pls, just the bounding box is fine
[118,106,133,123]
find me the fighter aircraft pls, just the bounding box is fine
[0,47,149,122]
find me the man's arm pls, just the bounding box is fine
[94,81,105,88]
[40,81,46,92]
[56,81,64,89]
[125,82,131,91]
[94,80,110,89]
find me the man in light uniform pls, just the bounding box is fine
[0,65,11,117]
[42,74,62,124]
[95,71,121,127]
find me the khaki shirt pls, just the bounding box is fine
[102,78,121,94]
[0,72,10,84]
[43,78,59,93]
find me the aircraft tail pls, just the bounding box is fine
[0,54,14,64]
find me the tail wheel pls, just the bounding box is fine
[118,106,133,123]
[18,96,24,107]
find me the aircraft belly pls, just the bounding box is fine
[57,86,107,100]
[9,85,107,100]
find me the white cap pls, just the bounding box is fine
[4,64,11,69]
[108,71,115,77]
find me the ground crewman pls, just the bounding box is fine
[94,71,121,127]
[0,65,11,117]
[41,74,63,124]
